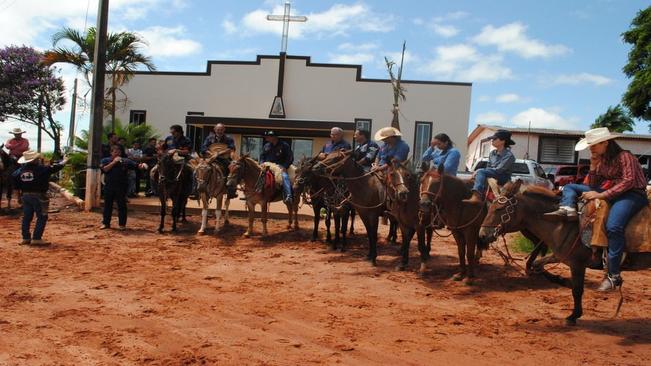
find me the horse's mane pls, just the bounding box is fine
[517,185,559,212]
[522,185,559,200]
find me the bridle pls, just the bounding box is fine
[158,155,184,183]
[480,194,519,237]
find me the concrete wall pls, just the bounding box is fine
[112,56,472,162]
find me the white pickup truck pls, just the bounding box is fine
[457,158,554,190]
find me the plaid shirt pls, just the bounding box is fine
[588,150,647,200]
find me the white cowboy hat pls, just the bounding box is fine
[574,127,619,151]
[18,150,41,164]
[374,126,402,141]
[9,127,26,135]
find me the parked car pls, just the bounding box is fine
[545,164,590,188]
[458,158,554,190]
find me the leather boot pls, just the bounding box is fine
[463,191,484,205]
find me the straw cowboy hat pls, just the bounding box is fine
[374,126,402,141]
[574,127,619,151]
[9,127,26,135]
[18,150,41,164]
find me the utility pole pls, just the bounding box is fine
[84,0,109,211]
[37,93,43,153]
[525,120,531,160]
[67,78,78,149]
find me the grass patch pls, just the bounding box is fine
[510,233,535,254]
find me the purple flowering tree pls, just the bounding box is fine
[0,46,66,157]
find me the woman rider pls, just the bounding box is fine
[545,127,648,291]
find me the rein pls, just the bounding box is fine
[419,174,485,233]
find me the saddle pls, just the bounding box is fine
[207,143,232,158]
[260,162,296,188]
[582,191,651,252]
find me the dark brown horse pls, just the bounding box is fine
[385,160,433,272]
[478,181,590,325]
[313,150,386,265]
[0,146,16,211]
[155,153,192,233]
[418,164,489,282]
[293,157,354,251]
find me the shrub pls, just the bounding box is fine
[510,233,535,254]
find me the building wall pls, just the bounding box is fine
[112,56,472,162]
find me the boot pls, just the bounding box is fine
[543,206,577,220]
[463,191,484,205]
[597,274,622,292]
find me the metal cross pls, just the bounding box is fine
[266,1,307,54]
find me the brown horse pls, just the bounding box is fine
[0,146,16,211]
[293,157,354,250]
[313,150,385,265]
[478,181,590,325]
[155,153,192,233]
[418,164,489,282]
[226,156,299,237]
[385,160,433,272]
[191,154,230,234]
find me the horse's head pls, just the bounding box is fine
[312,150,353,176]
[293,156,318,195]
[478,180,524,244]
[226,155,246,189]
[158,153,181,183]
[386,159,411,203]
[192,154,219,193]
[419,163,445,212]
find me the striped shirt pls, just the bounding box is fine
[588,150,647,200]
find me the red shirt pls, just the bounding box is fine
[5,137,29,158]
[587,150,647,200]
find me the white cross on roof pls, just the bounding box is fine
[266,1,307,54]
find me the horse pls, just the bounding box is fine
[312,150,386,266]
[293,156,354,251]
[154,153,192,233]
[385,160,433,272]
[418,163,489,283]
[191,153,230,234]
[479,180,651,325]
[0,146,16,211]
[226,155,299,237]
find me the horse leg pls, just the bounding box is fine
[6,182,11,210]
[261,202,269,237]
[286,201,293,231]
[464,231,478,285]
[451,231,466,281]
[566,264,586,326]
[340,208,349,252]
[416,226,429,274]
[158,197,166,233]
[171,199,179,232]
[425,227,433,259]
[332,211,341,251]
[387,219,397,245]
[369,214,379,266]
[325,207,332,244]
[244,201,255,237]
[198,197,208,234]
[311,202,320,242]
[223,197,230,225]
[215,194,223,232]
[396,225,415,271]
[349,209,355,235]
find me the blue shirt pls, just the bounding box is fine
[321,139,351,154]
[163,135,192,152]
[353,140,380,167]
[260,140,293,169]
[12,163,65,193]
[200,133,236,154]
[488,148,515,174]
[421,146,461,176]
[101,157,137,188]
[378,139,410,166]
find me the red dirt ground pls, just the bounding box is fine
[1,195,650,365]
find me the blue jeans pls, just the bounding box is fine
[472,168,510,197]
[281,171,292,198]
[605,191,648,275]
[21,194,49,240]
[560,184,603,208]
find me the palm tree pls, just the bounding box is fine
[43,27,156,132]
[591,104,636,133]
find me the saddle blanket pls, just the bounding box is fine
[260,162,296,187]
[589,191,651,252]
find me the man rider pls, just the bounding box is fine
[5,127,30,160]
[375,127,410,171]
[352,129,379,172]
[260,130,294,204]
[318,127,351,159]
[200,123,238,198]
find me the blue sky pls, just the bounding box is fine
[1,0,649,150]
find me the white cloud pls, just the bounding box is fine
[476,112,507,124]
[495,93,522,103]
[419,44,512,82]
[384,50,419,67]
[137,26,201,57]
[338,42,378,52]
[473,22,570,59]
[511,107,578,129]
[329,53,375,64]
[478,95,491,102]
[222,18,237,35]
[433,11,469,22]
[431,24,459,38]
[550,72,613,86]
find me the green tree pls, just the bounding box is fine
[591,104,636,132]
[43,27,156,132]
[622,6,651,131]
[75,119,159,151]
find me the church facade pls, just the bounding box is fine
[112,54,472,163]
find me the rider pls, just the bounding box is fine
[260,130,294,204]
[318,127,351,159]
[200,123,238,198]
[544,127,648,292]
[352,129,380,172]
[374,126,410,171]
[420,133,461,176]
[5,127,30,160]
[163,124,192,159]
[464,129,515,204]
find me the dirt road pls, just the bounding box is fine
[1,196,650,365]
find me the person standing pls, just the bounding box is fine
[318,127,351,159]
[126,141,143,197]
[352,129,379,172]
[260,130,294,204]
[101,132,126,158]
[421,133,461,176]
[464,129,516,204]
[5,127,30,160]
[100,145,145,230]
[12,150,69,245]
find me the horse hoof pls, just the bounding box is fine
[197,231,205,235]
[452,273,465,281]
[419,263,428,274]
[339,247,346,253]
[395,264,407,271]
[243,232,251,238]
[565,317,578,326]
[157,229,163,234]
[310,237,318,242]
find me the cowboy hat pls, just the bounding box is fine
[574,127,618,151]
[18,150,41,164]
[263,130,277,137]
[9,127,26,135]
[374,127,402,141]
[488,129,516,146]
